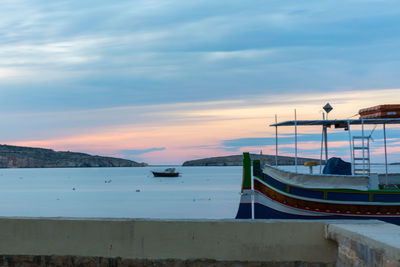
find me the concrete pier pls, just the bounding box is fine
[327,221,400,266]
[0,217,398,266]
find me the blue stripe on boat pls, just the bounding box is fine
[289,187,324,199]
[263,173,325,200]
[235,203,252,219]
[250,203,400,225]
[327,192,370,202]
[373,193,400,202]
[264,174,287,192]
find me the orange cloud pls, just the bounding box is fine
[10,88,400,164]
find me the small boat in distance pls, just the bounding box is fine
[152,168,180,177]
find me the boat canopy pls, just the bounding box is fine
[270,118,400,128]
[264,165,370,190]
[270,116,400,178]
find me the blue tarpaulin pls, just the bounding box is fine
[323,157,352,175]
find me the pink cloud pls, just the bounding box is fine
[9,88,400,164]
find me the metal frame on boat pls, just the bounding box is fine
[271,118,400,178]
[236,113,400,225]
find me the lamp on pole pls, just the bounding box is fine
[323,103,333,120]
[322,103,333,162]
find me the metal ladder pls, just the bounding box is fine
[352,136,371,175]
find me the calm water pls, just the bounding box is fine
[1,165,399,219]
[0,166,242,219]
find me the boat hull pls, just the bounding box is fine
[235,153,400,225]
[236,178,400,225]
[236,196,400,225]
[152,171,180,177]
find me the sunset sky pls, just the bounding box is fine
[1,0,400,164]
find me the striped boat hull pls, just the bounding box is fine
[236,185,400,225]
[235,154,400,225]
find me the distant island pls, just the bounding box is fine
[0,145,147,168]
[182,154,323,166]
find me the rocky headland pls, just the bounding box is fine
[182,154,323,166]
[0,145,147,168]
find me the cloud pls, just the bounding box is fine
[5,87,400,164]
[220,132,354,149]
[1,0,400,164]
[119,147,166,156]
[1,0,400,114]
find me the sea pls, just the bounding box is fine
[0,165,399,219]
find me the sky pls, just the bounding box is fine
[1,0,400,164]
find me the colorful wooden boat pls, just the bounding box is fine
[236,112,400,225]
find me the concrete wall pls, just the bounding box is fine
[326,221,400,266]
[0,217,337,266]
[3,217,400,266]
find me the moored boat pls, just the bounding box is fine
[236,105,400,225]
[152,168,180,177]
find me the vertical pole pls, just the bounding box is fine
[323,126,328,162]
[367,136,371,174]
[275,114,278,167]
[251,176,254,220]
[294,109,298,173]
[383,124,388,185]
[251,157,255,220]
[319,113,325,174]
[361,119,365,175]
[347,120,354,175]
